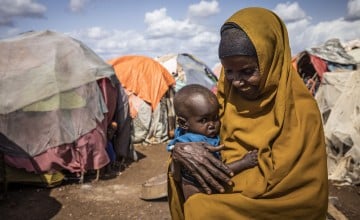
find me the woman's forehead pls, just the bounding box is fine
[221,55,258,67]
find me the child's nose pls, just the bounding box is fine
[208,122,215,129]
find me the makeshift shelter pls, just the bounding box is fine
[315,70,360,185]
[155,53,218,93]
[108,55,176,145]
[344,39,360,68]
[0,30,131,186]
[292,38,357,95]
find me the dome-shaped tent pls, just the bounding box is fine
[155,53,218,93]
[0,30,130,185]
[108,55,176,145]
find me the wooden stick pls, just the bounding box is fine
[328,202,349,220]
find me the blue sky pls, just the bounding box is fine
[0,0,359,68]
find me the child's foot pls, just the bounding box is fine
[242,150,258,168]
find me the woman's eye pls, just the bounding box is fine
[225,71,235,80]
[244,67,260,75]
[242,68,255,75]
[200,118,207,123]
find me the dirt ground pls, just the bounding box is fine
[1,143,360,220]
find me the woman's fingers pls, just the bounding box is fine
[188,170,212,194]
[173,154,213,194]
[208,155,234,177]
[185,160,225,193]
[195,166,225,193]
[186,152,231,192]
[172,142,233,193]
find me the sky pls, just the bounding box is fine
[0,0,359,69]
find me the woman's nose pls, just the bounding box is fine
[232,79,245,87]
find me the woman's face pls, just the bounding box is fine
[221,55,261,100]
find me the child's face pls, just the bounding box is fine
[185,95,220,138]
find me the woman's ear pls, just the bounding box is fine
[177,116,189,130]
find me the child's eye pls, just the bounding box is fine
[200,118,207,123]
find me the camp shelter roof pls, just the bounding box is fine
[108,55,175,111]
[292,38,358,89]
[343,38,360,63]
[0,30,114,162]
[0,30,114,114]
[306,38,357,65]
[315,70,360,184]
[347,48,360,65]
[155,53,218,92]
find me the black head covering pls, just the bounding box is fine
[218,23,257,58]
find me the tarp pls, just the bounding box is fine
[0,30,113,158]
[315,70,360,184]
[155,53,218,92]
[292,38,358,96]
[108,55,175,112]
[0,30,114,114]
[108,55,176,145]
[0,30,125,174]
[307,38,357,65]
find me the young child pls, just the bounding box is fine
[167,84,258,200]
[102,121,118,179]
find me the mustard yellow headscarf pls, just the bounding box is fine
[168,7,328,219]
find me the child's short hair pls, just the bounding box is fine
[174,84,218,117]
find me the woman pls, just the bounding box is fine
[168,7,328,219]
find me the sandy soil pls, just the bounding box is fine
[1,143,359,220]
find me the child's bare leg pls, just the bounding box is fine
[182,177,203,201]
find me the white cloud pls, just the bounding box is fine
[272,1,360,56]
[69,0,88,12]
[287,18,360,55]
[68,4,220,67]
[274,2,308,22]
[142,7,219,65]
[144,8,204,38]
[346,0,360,21]
[188,0,219,17]
[0,0,46,26]
[63,2,221,69]
[190,31,218,46]
[85,27,109,39]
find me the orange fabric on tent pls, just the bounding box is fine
[108,55,175,111]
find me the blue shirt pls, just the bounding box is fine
[167,127,220,158]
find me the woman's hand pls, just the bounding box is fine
[171,142,234,194]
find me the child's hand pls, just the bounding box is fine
[206,144,224,153]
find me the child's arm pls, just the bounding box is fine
[226,150,258,175]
